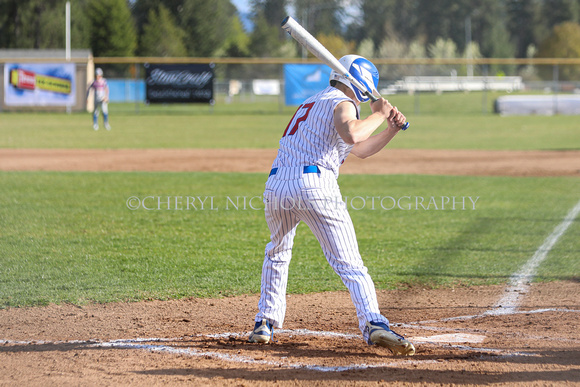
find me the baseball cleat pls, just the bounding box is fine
[93,124,99,130]
[366,321,415,356]
[249,320,273,343]
[105,123,111,131]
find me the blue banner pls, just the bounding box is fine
[284,64,331,106]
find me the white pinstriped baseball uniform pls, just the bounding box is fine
[255,86,389,341]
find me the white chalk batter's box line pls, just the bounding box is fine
[2,307,579,373]
[4,307,580,372]
[0,333,535,373]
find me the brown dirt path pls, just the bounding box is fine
[1,148,579,176]
[0,282,578,386]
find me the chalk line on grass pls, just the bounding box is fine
[486,198,580,316]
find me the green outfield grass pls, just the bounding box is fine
[1,171,578,308]
[0,92,578,150]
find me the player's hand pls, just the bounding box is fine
[387,107,406,132]
[370,98,394,120]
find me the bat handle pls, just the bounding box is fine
[401,122,410,131]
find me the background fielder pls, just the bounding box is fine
[249,55,415,356]
[86,68,111,131]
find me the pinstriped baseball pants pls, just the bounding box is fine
[255,166,389,340]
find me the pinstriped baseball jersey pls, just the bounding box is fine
[254,85,390,342]
[272,86,359,179]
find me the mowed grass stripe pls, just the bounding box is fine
[0,171,578,308]
[1,94,579,150]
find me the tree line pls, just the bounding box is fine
[1,0,579,79]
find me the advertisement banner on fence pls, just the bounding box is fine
[145,63,214,104]
[284,64,332,105]
[4,63,76,106]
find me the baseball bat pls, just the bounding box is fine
[281,16,409,130]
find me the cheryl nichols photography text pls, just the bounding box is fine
[126,195,480,211]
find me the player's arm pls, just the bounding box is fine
[86,82,93,100]
[104,81,109,102]
[350,106,406,159]
[334,100,389,146]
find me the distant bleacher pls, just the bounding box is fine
[381,76,523,94]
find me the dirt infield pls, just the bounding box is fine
[1,148,580,176]
[1,282,579,385]
[1,148,579,385]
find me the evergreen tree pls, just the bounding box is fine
[180,0,237,56]
[293,0,343,36]
[248,12,281,57]
[218,15,251,57]
[506,0,538,58]
[131,0,184,35]
[0,0,89,50]
[541,0,579,29]
[87,0,137,56]
[139,4,187,56]
[251,0,287,39]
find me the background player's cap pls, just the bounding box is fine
[329,55,379,103]
[96,68,103,76]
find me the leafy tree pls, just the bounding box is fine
[316,33,355,59]
[357,38,375,58]
[427,37,459,76]
[87,0,137,56]
[428,37,458,59]
[376,35,409,80]
[139,4,187,56]
[536,21,580,80]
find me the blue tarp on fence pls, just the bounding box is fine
[107,79,145,102]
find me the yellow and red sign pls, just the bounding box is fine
[10,68,72,94]
[4,63,76,106]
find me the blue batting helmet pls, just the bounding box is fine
[329,55,379,103]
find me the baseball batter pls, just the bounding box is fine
[249,55,415,356]
[86,68,111,131]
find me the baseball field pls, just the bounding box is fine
[1,92,579,385]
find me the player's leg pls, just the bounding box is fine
[102,101,111,130]
[254,180,300,330]
[93,101,100,130]
[297,177,415,355]
[296,177,387,335]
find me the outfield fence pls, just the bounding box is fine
[2,57,579,115]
